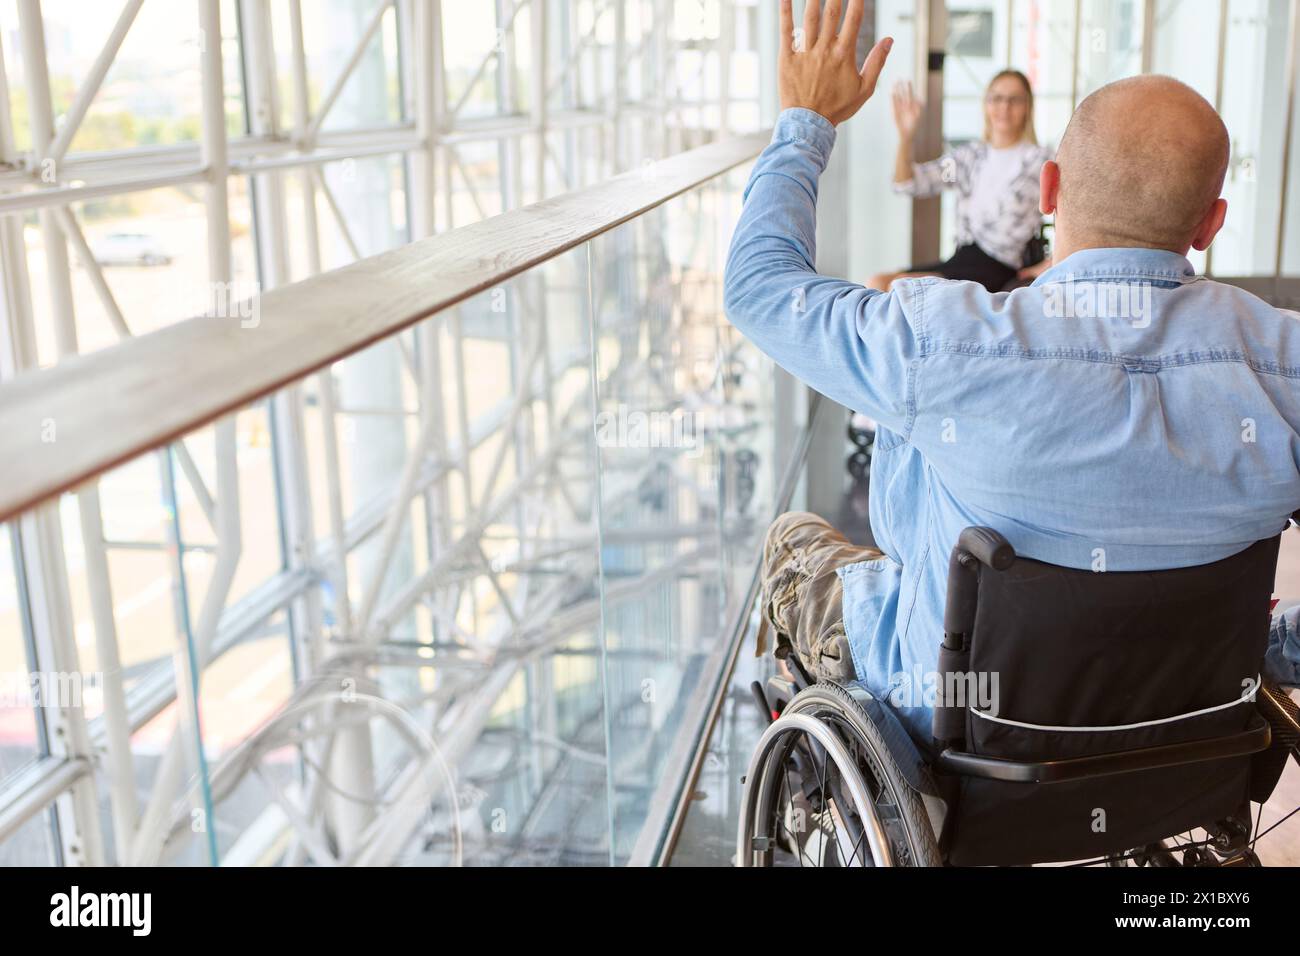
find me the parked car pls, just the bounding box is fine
[90,232,173,267]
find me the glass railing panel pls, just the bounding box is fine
[589,192,717,864]
[588,159,795,862]
[182,609,294,865]
[0,134,773,867]
[393,244,610,866]
[162,242,615,866]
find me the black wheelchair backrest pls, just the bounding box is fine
[931,527,1281,866]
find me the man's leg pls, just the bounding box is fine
[1265,605,1300,687]
[758,511,883,683]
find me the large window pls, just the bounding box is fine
[0,0,770,866]
[929,0,1300,279]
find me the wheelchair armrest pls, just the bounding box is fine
[942,527,1014,640]
[957,527,1016,571]
[935,528,1017,747]
[934,712,1272,784]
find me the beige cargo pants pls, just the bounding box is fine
[757,511,883,682]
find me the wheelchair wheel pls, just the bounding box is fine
[737,682,941,867]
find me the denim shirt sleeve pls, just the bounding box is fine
[1265,605,1300,687]
[723,108,920,434]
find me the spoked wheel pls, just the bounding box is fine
[737,682,941,867]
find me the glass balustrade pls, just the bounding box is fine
[0,152,807,866]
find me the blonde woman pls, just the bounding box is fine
[868,70,1053,292]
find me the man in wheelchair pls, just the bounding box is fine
[722,0,1300,866]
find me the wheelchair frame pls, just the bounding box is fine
[736,526,1300,867]
[933,527,1275,785]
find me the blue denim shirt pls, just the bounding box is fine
[724,108,1300,742]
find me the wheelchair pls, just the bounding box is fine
[737,525,1300,867]
[998,223,1052,292]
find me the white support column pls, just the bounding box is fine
[289,0,353,650]
[1005,0,1015,65]
[409,0,442,240]
[314,0,400,854]
[532,0,549,199]
[1205,0,1229,277]
[0,35,36,384]
[244,0,325,676]
[0,27,110,871]
[612,0,626,172]
[1274,0,1299,281]
[1140,0,1156,75]
[758,0,779,125]
[17,509,105,867]
[719,0,733,135]
[407,0,454,628]
[136,0,243,866]
[653,0,669,157]
[199,0,233,288]
[16,0,76,361]
[195,0,240,768]
[1070,0,1082,110]
[16,0,109,868]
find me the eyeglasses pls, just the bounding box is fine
[986,94,1029,108]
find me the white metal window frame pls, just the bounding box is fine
[0,0,770,866]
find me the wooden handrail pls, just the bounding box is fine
[0,132,769,524]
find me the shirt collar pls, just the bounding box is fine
[1032,247,1197,286]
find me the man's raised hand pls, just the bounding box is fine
[778,0,894,127]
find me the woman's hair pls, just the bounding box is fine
[983,69,1038,145]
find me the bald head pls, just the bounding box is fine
[1054,76,1229,252]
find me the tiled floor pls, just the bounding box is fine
[1255,756,1300,865]
[670,619,773,868]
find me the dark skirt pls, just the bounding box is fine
[909,242,1017,293]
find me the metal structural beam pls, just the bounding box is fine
[0,0,773,867]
